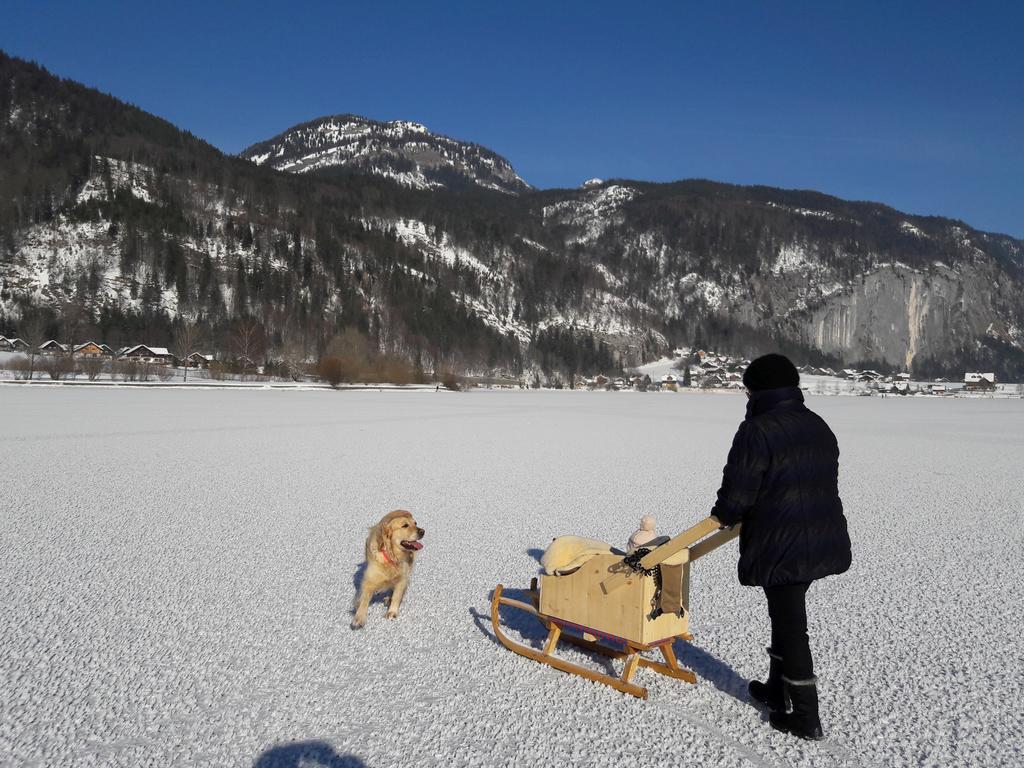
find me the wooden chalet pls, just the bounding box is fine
[39,340,68,356]
[963,372,996,391]
[73,341,113,357]
[186,352,215,369]
[119,345,177,366]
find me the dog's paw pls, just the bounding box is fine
[350,618,365,630]
[385,610,398,620]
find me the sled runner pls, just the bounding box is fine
[490,516,739,699]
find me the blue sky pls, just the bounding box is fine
[3,1,1022,236]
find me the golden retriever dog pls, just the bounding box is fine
[351,509,425,629]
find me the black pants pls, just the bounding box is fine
[763,582,814,682]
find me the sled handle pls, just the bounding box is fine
[600,516,739,595]
[687,523,740,563]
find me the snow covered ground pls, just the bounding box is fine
[2,389,1021,767]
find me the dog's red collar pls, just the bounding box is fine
[379,547,394,565]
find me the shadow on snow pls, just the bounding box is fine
[252,740,366,768]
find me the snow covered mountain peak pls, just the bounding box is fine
[241,114,532,195]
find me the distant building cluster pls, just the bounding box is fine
[579,350,751,391]
[809,365,997,395]
[0,337,217,369]
[569,348,1002,396]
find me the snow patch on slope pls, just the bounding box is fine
[900,221,928,238]
[543,185,640,244]
[76,157,156,205]
[773,243,819,275]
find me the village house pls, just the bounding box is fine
[186,352,215,369]
[73,341,113,357]
[39,340,69,356]
[119,345,177,366]
[963,372,996,392]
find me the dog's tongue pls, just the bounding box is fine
[402,540,424,551]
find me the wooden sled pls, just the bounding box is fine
[491,516,739,699]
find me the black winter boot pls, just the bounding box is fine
[748,647,786,711]
[769,677,824,740]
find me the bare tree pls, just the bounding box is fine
[41,354,75,380]
[81,356,104,381]
[231,318,265,377]
[59,301,85,378]
[20,316,47,381]
[173,322,203,384]
[279,330,311,382]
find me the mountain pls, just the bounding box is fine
[2,50,1022,380]
[240,115,532,195]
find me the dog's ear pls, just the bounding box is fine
[368,522,382,552]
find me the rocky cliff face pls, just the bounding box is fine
[801,261,1021,370]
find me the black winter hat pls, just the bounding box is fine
[742,353,800,391]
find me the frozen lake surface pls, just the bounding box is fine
[2,388,1022,767]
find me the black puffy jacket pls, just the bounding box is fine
[711,386,852,587]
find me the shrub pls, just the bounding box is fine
[81,357,104,381]
[6,356,33,379]
[374,355,415,385]
[41,355,76,380]
[441,370,461,391]
[317,356,346,387]
[114,360,134,381]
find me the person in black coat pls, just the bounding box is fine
[711,354,851,740]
